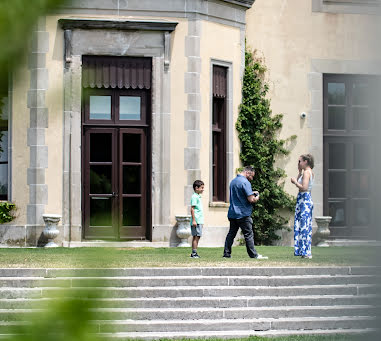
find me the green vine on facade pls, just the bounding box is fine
[237,47,296,245]
[0,201,16,224]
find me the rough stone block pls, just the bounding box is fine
[28,53,46,69]
[187,130,201,148]
[29,184,48,205]
[184,72,200,94]
[187,93,201,111]
[29,146,48,168]
[0,225,26,247]
[30,108,48,128]
[29,69,49,90]
[30,31,49,54]
[27,168,46,185]
[185,36,200,57]
[27,128,45,146]
[184,147,200,170]
[184,110,200,130]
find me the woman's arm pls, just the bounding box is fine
[292,170,311,191]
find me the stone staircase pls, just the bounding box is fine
[0,267,380,339]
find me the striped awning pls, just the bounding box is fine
[82,56,151,90]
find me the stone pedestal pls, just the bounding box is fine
[42,214,61,247]
[175,215,191,247]
[314,216,332,247]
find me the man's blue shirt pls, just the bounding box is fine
[227,174,254,219]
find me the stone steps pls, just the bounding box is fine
[0,266,379,339]
[0,275,378,287]
[0,294,379,308]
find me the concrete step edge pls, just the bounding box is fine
[89,328,378,338]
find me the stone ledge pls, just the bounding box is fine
[209,202,229,208]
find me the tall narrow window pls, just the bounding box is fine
[0,89,8,200]
[212,66,227,202]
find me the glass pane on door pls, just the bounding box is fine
[123,134,141,162]
[351,171,369,198]
[328,172,346,198]
[328,83,345,104]
[120,96,141,120]
[328,107,346,130]
[90,96,111,120]
[352,200,370,226]
[90,133,112,162]
[329,201,346,226]
[90,197,112,227]
[123,166,141,194]
[123,197,141,226]
[353,107,370,130]
[329,143,345,169]
[353,144,369,170]
[90,165,112,194]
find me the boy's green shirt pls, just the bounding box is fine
[190,192,204,225]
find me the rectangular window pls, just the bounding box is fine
[212,66,227,202]
[0,90,8,200]
[312,0,380,14]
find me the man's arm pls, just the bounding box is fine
[247,191,259,204]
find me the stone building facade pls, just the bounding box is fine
[0,0,380,247]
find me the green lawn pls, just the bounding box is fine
[0,246,378,268]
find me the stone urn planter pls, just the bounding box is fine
[175,215,191,247]
[314,216,332,247]
[42,214,61,247]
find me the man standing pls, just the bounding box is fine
[223,166,268,259]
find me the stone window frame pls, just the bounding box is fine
[312,0,381,15]
[0,77,11,201]
[58,19,177,242]
[209,59,233,207]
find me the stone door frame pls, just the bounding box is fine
[59,19,177,243]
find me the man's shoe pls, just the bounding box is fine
[190,253,200,258]
[255,254,268,260]
[223,254,231,258]
[301,255,312,259]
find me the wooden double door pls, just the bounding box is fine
[323,74,380,239]
[82,88,150,240]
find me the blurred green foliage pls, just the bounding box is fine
[6,297,98,341]
[0,0,66,94]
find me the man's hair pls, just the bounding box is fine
[243,165,255,173]
[301,154,314,169]
[193,180,204,190]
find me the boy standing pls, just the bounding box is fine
[190,180,204,258]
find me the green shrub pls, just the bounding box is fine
[237,47,296,245]
[0,201,16,223]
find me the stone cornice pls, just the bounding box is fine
[221,0,255,8]
[58,18,178,32]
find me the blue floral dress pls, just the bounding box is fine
[294,176,314,257]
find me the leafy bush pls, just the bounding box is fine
[237,47,296,245]
[0,201,16,223]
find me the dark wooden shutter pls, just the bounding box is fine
[82,56,151,90]
[212,66,227,202]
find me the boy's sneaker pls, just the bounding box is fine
[190,253,200,258]
[255,254,268,260]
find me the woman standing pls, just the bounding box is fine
[291,154,314,258]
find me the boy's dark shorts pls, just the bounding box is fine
[191,224,203,237]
